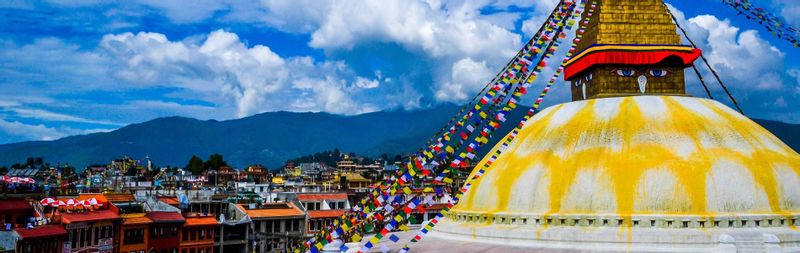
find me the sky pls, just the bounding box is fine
[0,0,798,144]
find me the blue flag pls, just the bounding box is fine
[389,234,400,242]
[339,245,349,252]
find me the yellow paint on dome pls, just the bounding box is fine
[456,96,800,218]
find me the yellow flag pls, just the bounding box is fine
[370,236,380,244]
[403,187,412,195]
[443,178,454,184]
[394,215,404,223]
[399,224,410,231]
[445,146,455,153]
[352,233,362,242]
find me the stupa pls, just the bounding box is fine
[416,0,800,252]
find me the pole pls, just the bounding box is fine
[219,223,224,253]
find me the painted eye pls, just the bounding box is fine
[613,69,638,77]
[648,69,670,77]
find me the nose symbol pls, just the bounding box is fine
[637,75,647,94]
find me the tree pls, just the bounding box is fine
[205,153,227,171]
[185,155,205,175]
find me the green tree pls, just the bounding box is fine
[186,155,205,175]
[205,153,227,171]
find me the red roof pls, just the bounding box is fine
[15,225,68,240]
[157,196,180,205]
[122,214,153,225]
[238,203,305,218]
[60,210,120,224]
[0,200,31,211]
[296,193,348,201]
[307,210,347,219]
[184,216,218,227]
[146,212,185,223]
[103,193,135,203]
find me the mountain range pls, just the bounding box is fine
[0,103,797,169]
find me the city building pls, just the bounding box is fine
[60,207,120,252]
[119,213,151,253]
[238,203,305,253]
[179,215,218,253]
[13,225,68,253]
[146,211,184,253]
[0,200,33,229]
[242,165,270,184]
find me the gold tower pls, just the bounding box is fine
[564,0,700,101]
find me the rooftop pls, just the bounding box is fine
[237,202,304,219]
[104,193,135,203]
[307,210,347,219]
[296,193,348,201]
[121,213,153,225]
[157,196,180,205]
[184,216,219,227]
[147,211,185,223]
[15,225,68,240]
[60,210,120,224]
[0,199,32,211]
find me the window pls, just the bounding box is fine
[124,228,145,245]
[71,230,78,248]
[80,228,86,248]
[264,220,273,233]
[94,227,100,245]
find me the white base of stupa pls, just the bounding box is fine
[416,218,800,253]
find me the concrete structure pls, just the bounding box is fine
[432,96,800,252]
[418,1,800,252]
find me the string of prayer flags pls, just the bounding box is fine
[722,0,799,47]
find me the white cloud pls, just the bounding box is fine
[0,118,111,142]
[307,0,521,61]
[789,69,800,95]
[436,57,493,102]
[354,77,380,89]
[688,15,785,90]
[6,107,122,126]
[99,30,380,117]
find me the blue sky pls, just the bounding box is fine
[0,0,798,144]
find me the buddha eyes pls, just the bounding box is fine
[612,69,670,77]
[647,69,670,77]
[614,69,638,77]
